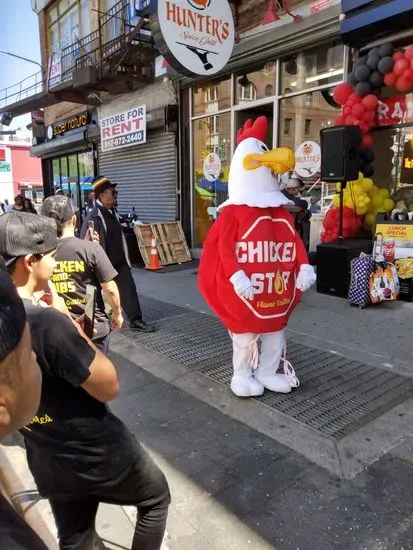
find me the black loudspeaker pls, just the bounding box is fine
[320,126,362,182]
[316,239,371,298]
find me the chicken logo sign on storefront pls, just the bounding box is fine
[100,106,147,152]
[150,0,235,77]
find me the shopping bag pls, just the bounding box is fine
[369,232,399,303]
[348,254,375,307]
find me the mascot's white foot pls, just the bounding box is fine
[231,375,264,397]
[253,371,292,394]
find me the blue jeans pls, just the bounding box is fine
[93,334,110,355]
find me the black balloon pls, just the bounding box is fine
[368,47,380,58]
[363,149,375,163]
[355,64,371,82]
[370,71,384,87]
[356,81,372,96]
[378,56,394,74]
[347,71,358,86]
[367,55,380,70]
[372,87,382,97]
[378,43,395,58]
[355,55,368,67]
[362,163,375,177]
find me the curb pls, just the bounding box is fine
[0,444,58,549]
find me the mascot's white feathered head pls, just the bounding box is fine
[218,116,296,211]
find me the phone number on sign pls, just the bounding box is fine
[102,131,145,150]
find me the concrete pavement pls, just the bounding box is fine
[1,263,413,549]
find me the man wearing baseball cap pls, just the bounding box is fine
[42,194,123,354]
[80,176,154,332]
[0,212,170,549]
[0,258,47,548]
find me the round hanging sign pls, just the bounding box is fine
[203,152,221,182]
[294,141,321,178]
[149,0,235,77]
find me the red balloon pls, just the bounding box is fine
[362,134,374,148]
[393,51,405,61]
[348,93,361,104]
[384,72,397,86]
[334,116,345,126]
[362,94,378,110]
[345,114,357,125]
[396,76,412,92]
[359,122,370,134]
[394,58,410,76]
[405,46,413,60]
[333,83,353,106]
[343,106,352,116]
[363,110,375,123]
[351,102,366,119]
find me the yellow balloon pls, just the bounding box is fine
[372,195,383,208]
[332,194,341,207]
[361,178,373,192]
[379,188,390,199]
[364,214,375,226]
[383,198,394,212]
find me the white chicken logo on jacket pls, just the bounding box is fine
[199,116,316,398]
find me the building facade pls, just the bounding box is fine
[177,0,344,250]
[0,131,43,203]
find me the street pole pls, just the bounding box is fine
[0,50,42,71]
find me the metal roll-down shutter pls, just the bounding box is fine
[99,131,177,223]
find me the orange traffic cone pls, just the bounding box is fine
[145,235,164,270]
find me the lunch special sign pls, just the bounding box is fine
[149,0,235,77]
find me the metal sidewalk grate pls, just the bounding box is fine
[138,295,189,322]
[122,297,413,440]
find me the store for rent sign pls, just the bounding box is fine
[149,0,235,77]
[100,106,147,152]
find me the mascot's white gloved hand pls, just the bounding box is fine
[296,264,316,292]
[230,270,255,301]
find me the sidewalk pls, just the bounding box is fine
[1,264,413,549]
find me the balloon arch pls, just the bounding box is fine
[320,43,413,243]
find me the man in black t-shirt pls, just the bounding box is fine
[0,258,47,549]
[0,212,170,550]
[80,176,155,333]
[42,195,123,354]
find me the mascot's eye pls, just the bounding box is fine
[256,141,268,152]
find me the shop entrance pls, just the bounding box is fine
[235,102,274,149]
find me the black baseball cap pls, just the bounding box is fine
[0,256,26,362]
[0,212,57,266]
[42,195,75,224]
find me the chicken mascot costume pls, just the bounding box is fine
[198,116,316,398]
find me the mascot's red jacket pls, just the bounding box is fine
[198,116,309,334]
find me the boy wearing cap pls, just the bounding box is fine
[0,212,170,549]
[80,176,154,333]
[0,258,47,549]
[42,194,123,354]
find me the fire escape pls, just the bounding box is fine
[0,0,156,118]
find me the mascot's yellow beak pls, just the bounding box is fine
[243,147,295,175]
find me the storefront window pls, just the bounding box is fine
[279,88,340,152]
[50,151,95,218]
[193,113,231,246]
[235,63,276,104]
[193,79,231,116]
[281,42,344,94]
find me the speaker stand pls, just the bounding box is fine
[338,182,346,244]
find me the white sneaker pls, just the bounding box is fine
[230,375,264,397]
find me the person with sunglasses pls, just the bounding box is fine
[80,176,154,332]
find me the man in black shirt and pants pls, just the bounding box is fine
[0,212,170,549]
[81,176,154,332]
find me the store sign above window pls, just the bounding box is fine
[47,111,91,140]
[149,0,235,77]
[375,96,413,127]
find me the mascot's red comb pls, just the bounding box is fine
[236,116,268,145]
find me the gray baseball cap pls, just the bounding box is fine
[42,195,75,224]
[0,212,57,266]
